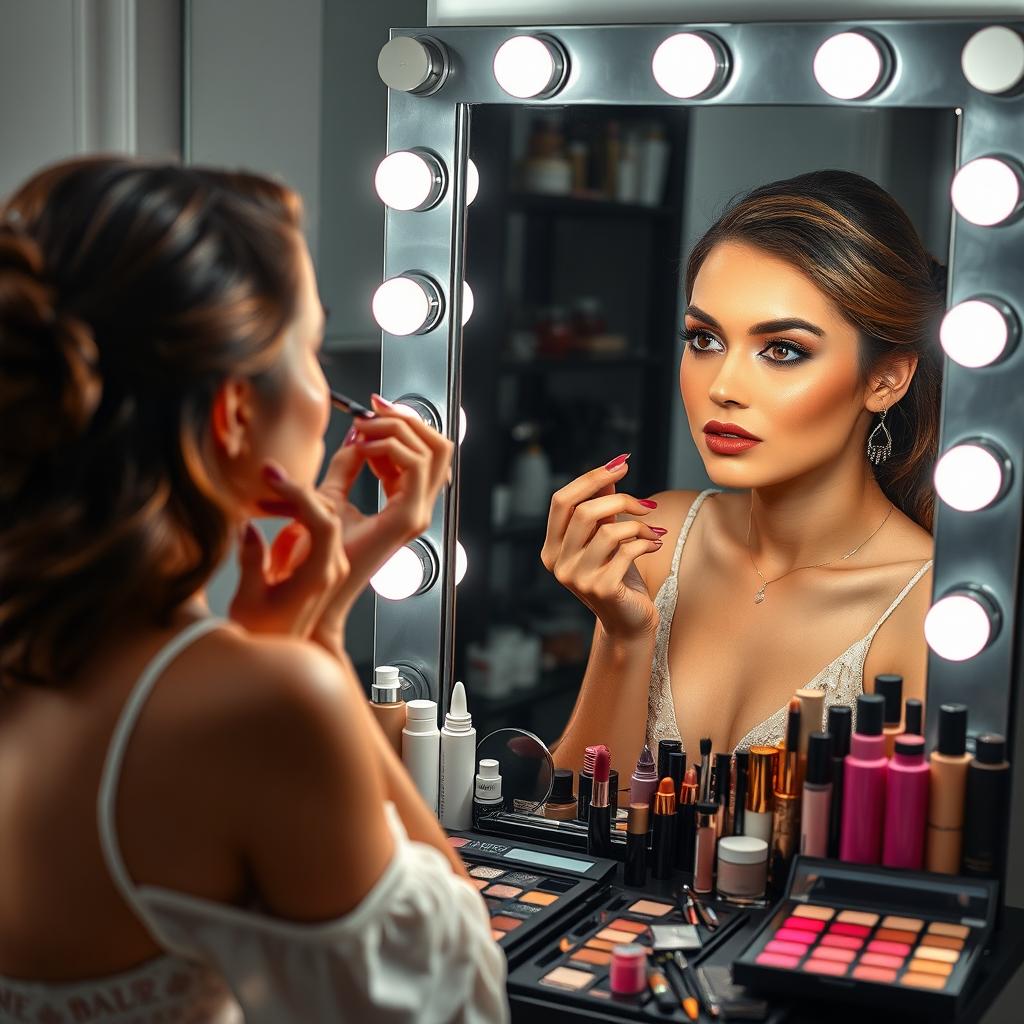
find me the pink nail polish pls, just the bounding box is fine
[650,527,668,535]
[605,453,630,471]
[638,499,658,509]
[372,393,397,409]
[343,426,358,447]
[262,463,285,484]
[243,522,259,544]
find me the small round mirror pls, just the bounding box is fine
[475,727,554,817]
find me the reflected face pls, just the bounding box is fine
[248,235,331,488]
[680,241,870,489]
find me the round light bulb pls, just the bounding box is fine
[925,591,997,662]
[467,159,480,206]
[371,545,424,601]
[940,298,1016,368]
[961,26,1024,95]
[934,443,1007,512]
[459,406,467,445]
[462,281,474,326]
[374,150,445,211]
[371,274,443,336]
[651,33,727,99]
[813,31,888,100]
[493,35,567,99]
[951,157,1022,227]
[455,541,467,585]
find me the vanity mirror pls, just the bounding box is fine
[370,19,1024,772]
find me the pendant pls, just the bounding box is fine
[754,585,766,604]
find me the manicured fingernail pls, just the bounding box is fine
[604,453,630,470]
[653,539,664,546]
[262,463,285,484]
[343,426,358,447]
[638,499,658,509]
[242,522,259,544]
[371,392,397,409]
[650,526,668,535]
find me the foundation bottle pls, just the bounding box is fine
[543,768,578,820]
[744,746,778,844]
[369,665,406,757]
[875,674,904,758]
[925,703,972,873]
[962,734,1010,878]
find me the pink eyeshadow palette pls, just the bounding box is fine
[733,857,998,1015]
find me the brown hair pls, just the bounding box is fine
[685,169,946,533]
[0,156,304,687]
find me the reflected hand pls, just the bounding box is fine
[541,456,663,641]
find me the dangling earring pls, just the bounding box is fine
[867,407,893,465]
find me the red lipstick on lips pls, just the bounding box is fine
[703,419,762,456]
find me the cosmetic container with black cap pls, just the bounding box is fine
[874,673,904,757]
[963,734,1010,878]
[826,705,852,858]
[839,693,888,864]
[925,703,971,873]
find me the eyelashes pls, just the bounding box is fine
[679,327,811,366]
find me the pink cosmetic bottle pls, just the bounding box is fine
[882,734,930,869]
[839,694,889,864]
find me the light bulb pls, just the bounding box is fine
[462,281,474,326]
[371,274,443,336]
[951,157,1022,227]
[934,443,1008,512]
[455,541,467,585]
[467,159,479,206]
[651,32,728,99]
[925,590,999,662]
[940,298,1018,368]
[493,35,568,99]
[371,540,438,600]
[374,150,446,211]
[813,31,890,100]
[459,406,467,445]
[961,26,1024,95]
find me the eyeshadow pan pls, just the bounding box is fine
[874,928,918,943]
[609,919,649,935]
[836,910,878,926]
[811,946,856,964]
[913,946,959,964]
[469,878,488,891]
[629,899,673,917]
[901,972,947,990]
[804,959,848,976]
[775,929,815,944]
[483,884,523,899]
[491,929,505,941]
[491,915,524,931]
[521,891,559,906]
[572,948,612,966]
[819,934,863,951]
[500,872,543,886]
[784,916,826,933]
[597,928,639,943]
[928,922,970,939]
[448,836,470,848]
[792,905,835,921]
[920,935,965,951]
[756,952,801,968]
[829,923,871,938]
[470,865,505,880]
[587,939,617,952]
[537,878,575,894]
[882,916,923,932]
[853,965,897,983]
[540,966,595,992]
[765,940,809,957]
[867,940,912,956]
[860,952,904,969]
[503,901,543,917]
[908,959,954,977]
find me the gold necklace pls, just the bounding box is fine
[746,501,895,605]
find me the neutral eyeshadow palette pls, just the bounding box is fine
[448,831,618,954]
[505,886,745,1020]
[732,856,999,1014]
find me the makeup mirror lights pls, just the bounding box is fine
[925,588,1001,663]
[812,31,894,100]
[492,34,570,100]
[374,149,447,211]
[950,156,1024,227]
[940,297,1019,368]
[371,538,440,601]
[934,441,1011,512]
[650,32,730,99]
[371,272,445,335]
[960,25,1024,95]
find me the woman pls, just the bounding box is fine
[0,157,507,1022]
[544,170,942,775]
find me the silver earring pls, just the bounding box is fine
[867,408,893,465]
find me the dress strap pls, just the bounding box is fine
[669,489,721,579]
[97,617,227,953]
[865,559,934,640]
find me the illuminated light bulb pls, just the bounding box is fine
[467,159,480,205]
[934,443,1009,512]
[371,539,439,600]
[925,589,1000,662]
[455,541,467,585]
[492,35,568,99]
[813,31,890,100]
[459,406,467,445]
[374,150,446,211]
[951,157,1023,227]
[371,274,444,336]
[462,281,475,326]
[961,26,1024,95]
[651,32,729,99]
[940,298,1018,368]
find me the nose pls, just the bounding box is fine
[707,350,749,409]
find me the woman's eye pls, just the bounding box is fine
[680,328,723,354]
[761,341,808,364]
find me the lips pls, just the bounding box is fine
[703,420,762,441]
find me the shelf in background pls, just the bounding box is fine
[509,191,676,220]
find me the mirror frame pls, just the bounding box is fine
[372,18,1024,753]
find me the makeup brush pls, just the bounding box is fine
[329,389,376,419]
[698,737,713,803]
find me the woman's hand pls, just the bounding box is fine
[541,455,664,641]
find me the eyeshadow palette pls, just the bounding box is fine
[506,885,746,1020]
[448,830,618,955]
[733,856,998,1014]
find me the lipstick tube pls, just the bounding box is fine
[925,703,971,873]
[651,777,678,879]
[587,747,613,858]
[882,734,929,869]
[630,743,659,809]
[800,732,832,858]
[693,801,718,894]
[744,746,777,844]
[624,802,649,886]
[840,693,888,864]
[675,767,698,871]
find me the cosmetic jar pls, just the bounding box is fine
[715,836,768,904]
[609,944,647,995]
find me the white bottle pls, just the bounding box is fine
[440,682,476,830]
[474,759,504,825]
[744,809,774,845]
[402,699,440,814]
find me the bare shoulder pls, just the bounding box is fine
[620,488,708,593]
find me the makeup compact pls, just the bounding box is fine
[448,831,617,953]
[732,855,998,1014]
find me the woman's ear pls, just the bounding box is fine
[211,376,254,459]
[866,351,919,412]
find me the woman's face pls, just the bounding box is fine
[680,240,872,490]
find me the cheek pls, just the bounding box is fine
[765,362,859,432]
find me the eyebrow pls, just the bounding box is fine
[684,304,826,338]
